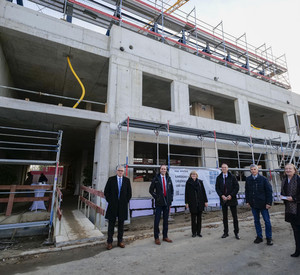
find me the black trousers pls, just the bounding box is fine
[107,217,124,244]
[154,205,169,239]
[222,205,239,234]
[291,222,300,252]
[191,211,202,235]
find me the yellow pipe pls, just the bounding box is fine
[251,124,261,130]
[67,56,85,108]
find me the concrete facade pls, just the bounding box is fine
[1,2,300,225]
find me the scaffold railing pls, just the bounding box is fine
[0,125,63,243]
[25,0,290,90]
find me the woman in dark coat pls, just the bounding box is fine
[281,163,300,257]
[185,171,208,237]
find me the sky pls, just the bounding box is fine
[180,0,300,94]
[22,0,300,94]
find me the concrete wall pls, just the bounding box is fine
[0,43,13,97]
[107,25,298,142]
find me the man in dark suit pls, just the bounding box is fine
[215,163,240,239]
[149,165,174,245]
[245,164,273,245]
[104,165,132,250]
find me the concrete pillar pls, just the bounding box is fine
[265,152,281,200]
[203,147,218,168]
[283,113,297,135]
[93,122,110,190]
[171,81,189,116]
[92,122,110,229]
[0,43,14,97]
[106,59,118,120]
[234,97,251,127]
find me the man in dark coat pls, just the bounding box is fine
[104,165,132,250]
[245,164,273,245]
[215,163,240,239]
[149,165,174,245]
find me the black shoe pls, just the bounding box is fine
[192,234,196,238]
[266,238,273,246]
[235,234,240,240]
[197,234,202,237]
[221,233,229,238]
[254,237,263,244]
[291,251,300,257]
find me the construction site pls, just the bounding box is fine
[0,0,300,249]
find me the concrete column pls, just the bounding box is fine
[93,122,110,191]
[265,152,281,200]
[234,97,251,126]
[283,113,297,134]
[203,147,218,168]
[106,59,118,120]
[0,43,14,97]
[92,122,110,229]
[171,81,189,116]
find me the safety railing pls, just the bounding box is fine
[23,0,290,90]
[0,184,53,216]
[78,185,105,229]
[53,186,63,235]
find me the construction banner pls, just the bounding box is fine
[169,167,221,207]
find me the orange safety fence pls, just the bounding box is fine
[79,185,105,216]
[0,185,53,216]
[55,186,63,221]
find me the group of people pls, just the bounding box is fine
[24,172,48,185]
[103,163,300,258]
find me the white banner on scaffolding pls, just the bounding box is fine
[169,167,221,207]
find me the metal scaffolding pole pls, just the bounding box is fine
[126,116,129,176]
[167,120,170,170]
[214,130,218,168]
[155,129,160,166]
[47,130,63,242]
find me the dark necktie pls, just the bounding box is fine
[223,176,227,195]
[163,176,167,197]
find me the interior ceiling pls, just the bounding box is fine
[0,108,97,164]
[0,28,109,105]
[249,104,285,133]
[189,87,236,123]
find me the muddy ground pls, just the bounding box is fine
[0,204,286,272]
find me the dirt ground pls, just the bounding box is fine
[1,203,298,275]
[0,204,284,263]
[127,203,285,233]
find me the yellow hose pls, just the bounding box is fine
[251,124,261,130]
[67,56,85,108]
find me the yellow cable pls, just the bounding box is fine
[67,56,85,109]
[251,124,261,130]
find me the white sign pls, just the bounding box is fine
[169,167,221,207]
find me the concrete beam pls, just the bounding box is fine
[0,1,109,57]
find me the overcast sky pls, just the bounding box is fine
[181,0,300,94]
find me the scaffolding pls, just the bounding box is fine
[0,126,63,242]
[26,0,290,90]
[119,117,300,202]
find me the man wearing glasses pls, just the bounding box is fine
[104,165,132,250]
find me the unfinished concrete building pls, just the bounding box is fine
[0,0,299,241]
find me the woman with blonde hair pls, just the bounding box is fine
[185,171,208,237]
[281,163,300,257]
